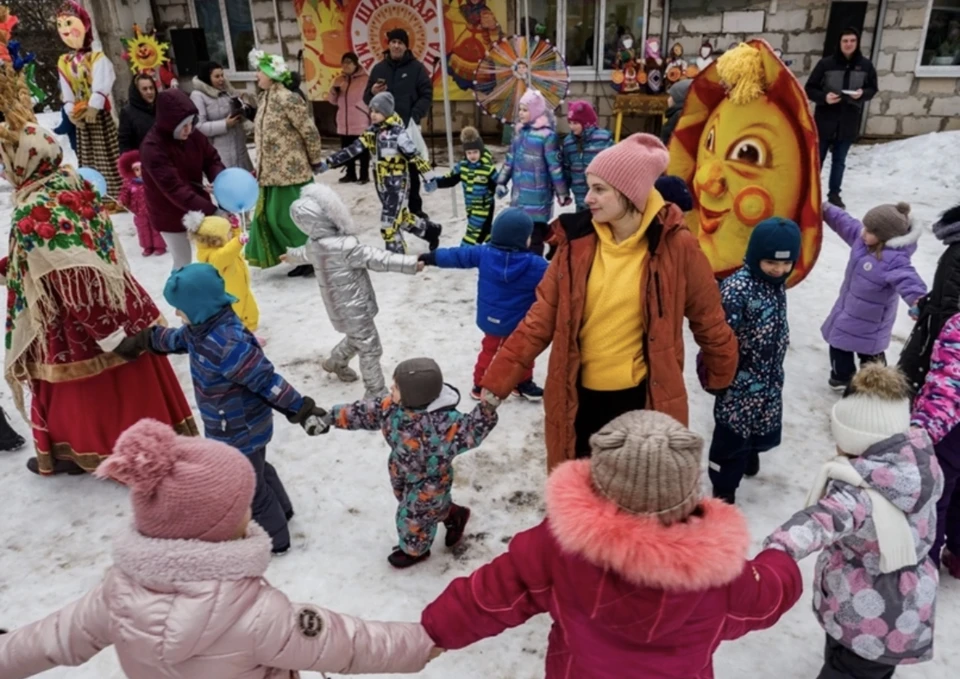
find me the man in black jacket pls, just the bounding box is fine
[805,28,878,208]
[364,28,434,218]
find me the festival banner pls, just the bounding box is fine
[294,0,507,102]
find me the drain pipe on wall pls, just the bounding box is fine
[861,0,889,137]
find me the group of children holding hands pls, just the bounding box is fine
[2,95,959,679]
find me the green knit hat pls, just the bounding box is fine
[248,49,292,86]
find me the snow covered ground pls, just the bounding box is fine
[1,114,959,678]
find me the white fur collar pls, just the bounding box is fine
[112,522,272,588]
[885,221,921,250]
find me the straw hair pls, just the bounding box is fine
[0,61,37,146]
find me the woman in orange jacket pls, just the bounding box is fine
[481,133,738,472]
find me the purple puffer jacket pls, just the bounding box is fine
[821,204,927,355]
[764,430,944,667]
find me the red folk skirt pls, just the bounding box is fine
[30,353,197,474]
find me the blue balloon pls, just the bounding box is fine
[77,167,107,197]
[213,168,259,213]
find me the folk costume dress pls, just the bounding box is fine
[0,124,197,474]
[56,2,122,198]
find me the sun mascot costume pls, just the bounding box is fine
[667,40,822,286]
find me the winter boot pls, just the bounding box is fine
[425,221,442,251]
[713,487,736,505]
[323,358,359,383]
[828,377,849,392]
[470,385,482,400]
[514,379,544,401]
[0,409,25,452]
[388,548,431,569]
[943,550,960,580]
[26,457,85,476]
[385,239,406,254]
[286,264,314,278]
[827,192,846,209]
[444,504,471,548]
[744,450,760,478]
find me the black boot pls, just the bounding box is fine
[387,548,431,569]
[286,264,314,278]
[0,408,25,452]
[444,504,471,547]
[828,192,845,209]
[425,222,442,251]
[744,451,760,478]
[712,488,736,505]
[26,457,85,476]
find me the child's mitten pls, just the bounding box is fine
[495,184,509,199]
[424,178,438,193]
[289,397,330,435]
[113,329,153,361]
[313,161,329,174]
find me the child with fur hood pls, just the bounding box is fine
[765,364,944,677]
[286,183,423,400]
[117,150,166,257]
[821,202,926,390]
[184,210,260,334]
[421,410,801,678]
[323,358,498,569]
[561,101,613,211]
[0,419,439,678]
[495,89,571,255]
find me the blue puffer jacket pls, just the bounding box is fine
[562,126,614,210]
[149,307,305,454]
[497,114,569,223]
[432,243,548,336]
[713,267,789,439]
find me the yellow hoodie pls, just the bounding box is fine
[195,228,260,333]
[578,190,665,390]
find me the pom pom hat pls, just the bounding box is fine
[96,419,256,541]
[460,126,484,152]
[863,202,912,243]
[831,364,913,456]
[586,133,670,212]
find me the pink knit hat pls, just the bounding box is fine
[96,419,256,542]
[520,89,547,121]
[567,100,598,127]
[586,133,670,211]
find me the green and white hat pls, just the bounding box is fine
[248,49,292,86]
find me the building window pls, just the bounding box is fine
[917,0,960,76]
[517,0,559,45]
[191,0,258,72]
[602,0,647,70]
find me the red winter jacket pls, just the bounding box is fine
[140,89,225,233]
[421,461,802,679]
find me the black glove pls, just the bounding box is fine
[545,244,557,261]
[418,252,436,266]
[706,388,728,399]
[288,397,330,435]
[113,329,152,361]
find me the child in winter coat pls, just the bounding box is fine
[654,174,694,212]
[323,358,498,569]
[184,211,260,334]
[317,92,442,254]
[561,100,613,211]
[112,263,326,554]
[286,183,422,400]
[911,311,960,577]
[419,208,547,401]
[821,201,927,390]
[421,410,802,678]
[117,150,167,257]
[764,364,943,677]
[0,419,438,678]
[495,89,571,255]
[708,218,801,504]
[435,126,497,245]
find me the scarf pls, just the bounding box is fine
[933,217,960,245]
[805,456,918,573]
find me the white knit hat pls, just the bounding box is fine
[831,364,912,456]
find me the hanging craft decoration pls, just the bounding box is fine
[473,35,569,123]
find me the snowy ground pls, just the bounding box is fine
[1,115,959,678]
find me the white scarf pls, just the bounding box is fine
[806,456,918,573]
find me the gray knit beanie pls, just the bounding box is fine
[589,411,703,525]
[369,91,396,118]
[393,357,443,409]
[863,202,911,242]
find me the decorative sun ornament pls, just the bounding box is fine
[122,31,168,74]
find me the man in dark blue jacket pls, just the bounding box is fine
[805,28,878,209]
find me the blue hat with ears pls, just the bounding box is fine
[745,218,802,284]
[163,263,238,325]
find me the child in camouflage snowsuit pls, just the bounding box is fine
[435,126,497,246]
[325,358,498,569]
[319,92,442,254]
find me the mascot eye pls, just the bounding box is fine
[704,127,716,153]
[727,137,767,166]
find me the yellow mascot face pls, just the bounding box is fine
[693,96,804,276]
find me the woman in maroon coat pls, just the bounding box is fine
[140,89,225,269]
[422,411,802,679]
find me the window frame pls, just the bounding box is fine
[188,0,261,79]
[562,0,653,81]
[914,0,960,78]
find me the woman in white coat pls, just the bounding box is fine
[189,62,254,171]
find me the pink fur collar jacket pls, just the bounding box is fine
[422,460,804,679]
[0,522,434,679]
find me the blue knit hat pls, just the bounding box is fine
[163,263,238,325]
[491,208,534,251]
[744,218,802,284]
[654,176,693,212]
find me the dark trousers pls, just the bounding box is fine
[248,447,293,552]
[574,382,646,457]
[529,221,549,256]
[819,137,854,197]
[830,346,887,384]
[817,636,895,679]
[931,424,960,566]
[708,421,781,503]
[340,135,369,181]
[408,167,423,216]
